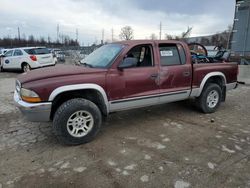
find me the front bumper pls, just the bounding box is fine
[14,90,52,122]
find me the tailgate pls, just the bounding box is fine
[36,54,53,64]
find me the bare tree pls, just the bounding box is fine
[149,33,157,40]
[164,26,193,41]
[119,26,134,40]
[181,26,193,38]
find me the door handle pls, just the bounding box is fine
[150,73,158,79]
[183,71,190,77]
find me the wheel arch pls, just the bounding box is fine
[21,62,29,69]
[49,84,109,120]
[191,72,226,97]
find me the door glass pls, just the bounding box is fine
[14,49,23,56]
[177,44,186,65]
[4,50,13,57]
[125,45,153,67]
[159,44,181,66]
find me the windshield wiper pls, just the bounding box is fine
[82,62,93,68]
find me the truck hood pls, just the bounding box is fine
[17,65,107,84]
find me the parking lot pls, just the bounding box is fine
[0,69,250,188]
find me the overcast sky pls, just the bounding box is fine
[0,0,235,45]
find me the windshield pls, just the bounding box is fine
[80,44,123,68]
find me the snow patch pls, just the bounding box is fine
[144,154,151,160]
[54,161,64,166]
[184,157,189,161]
[235,145,242,151]
[222,145,236,153]
[73,167,86,173]
[162,138,170,142]
[174,180,190,188]
[60,162,70,169]
[107,160,117,166]
[159,134,165,138]
[208,162,215,169]
[215,135,222,138]
[124,164,137,170]
[115,168,121,172]
[140,175,149,182]
[122,170,129,176]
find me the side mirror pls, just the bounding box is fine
[0,55,5,58]
[118,57,137,70]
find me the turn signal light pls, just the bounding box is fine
[30,55,37,61]
[21,96,41,103]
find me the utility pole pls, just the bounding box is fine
[76,28,78,43]
[101,29,104,44]
[111,28,114,42]
[159,22,162,40]
[57,24,59,42]
[18,27,20,42]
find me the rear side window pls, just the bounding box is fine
[24,48,50,55]
[14,49,23,56]
[159,44,184,66]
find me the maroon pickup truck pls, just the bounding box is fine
[14,40,238,145]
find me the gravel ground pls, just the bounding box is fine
[0,70,250,188]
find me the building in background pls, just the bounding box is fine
[230,0,250,64]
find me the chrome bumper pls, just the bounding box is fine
[14,90,52,122]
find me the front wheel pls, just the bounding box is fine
[53,98,102,145]
[196,83,222,113]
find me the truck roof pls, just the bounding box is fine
[114,40,186,46]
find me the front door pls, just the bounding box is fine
[2,50,14,69]
[108,44,160,111]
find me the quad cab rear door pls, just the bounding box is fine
[157,42,192,103]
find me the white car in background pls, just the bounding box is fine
[0,47,55,72]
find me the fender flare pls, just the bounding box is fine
[48,83,109,113]
[191,72,226,97]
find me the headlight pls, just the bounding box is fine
[20,88,41,103]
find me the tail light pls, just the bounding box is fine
[237,65,239,76]
[30,55,37,61]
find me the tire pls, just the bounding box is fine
[53,98,102,145]
[196,83,222,113]
[22,63,31,72]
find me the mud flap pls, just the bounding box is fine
[221,86,226,102]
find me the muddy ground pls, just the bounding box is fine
[0,70,250,188]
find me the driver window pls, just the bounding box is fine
[4,50,13,57]
[125,45,153,67]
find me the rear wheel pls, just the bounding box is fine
[53,98,102,145]
[22,63,31,72]
[196,83,222,113]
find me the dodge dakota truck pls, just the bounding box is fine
[14,40,238,145]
